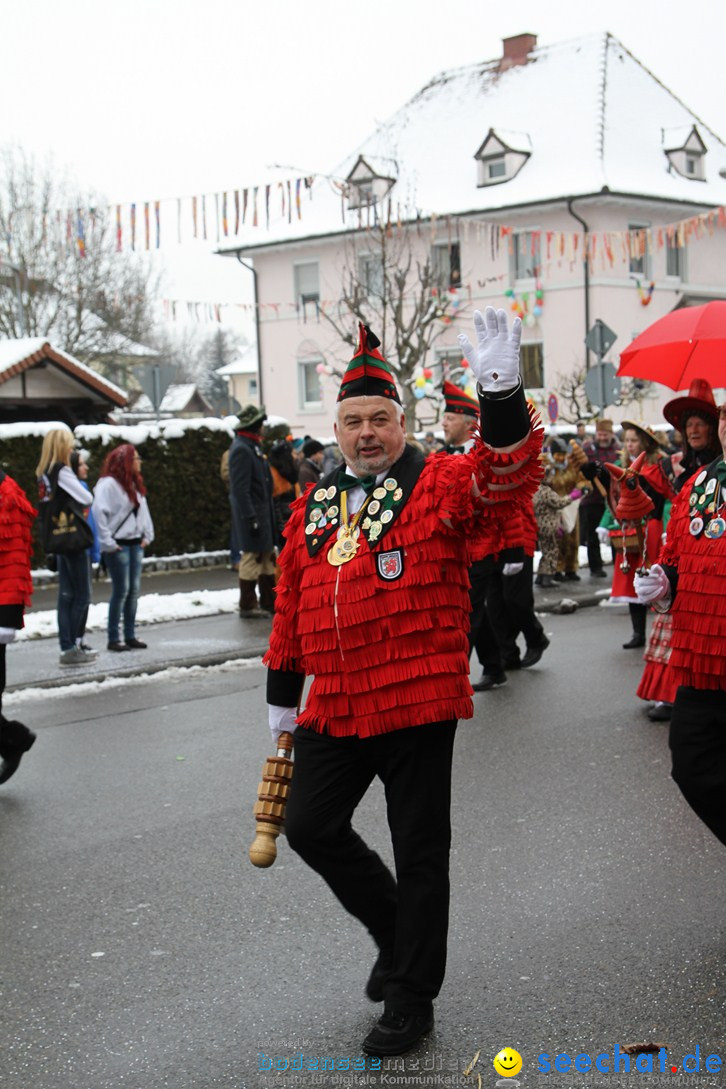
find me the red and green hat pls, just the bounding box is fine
[337,324,401,404]
[443,380,478,417]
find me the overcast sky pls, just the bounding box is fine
[3,0,725,325]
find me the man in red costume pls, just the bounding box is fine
[263,309,542,1055]
[635,400,726,846]
[0,468,37,784]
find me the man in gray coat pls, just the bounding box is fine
[228,404,277,617]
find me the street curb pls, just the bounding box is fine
[5,645,270,695]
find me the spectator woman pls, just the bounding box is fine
[71,449,101,652]
[36,428,97,667]
[92,444,154,652]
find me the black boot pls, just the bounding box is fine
[0,716,37,785]
[257,574,277,615]
[623,603,646,649]
[239,579,264,618]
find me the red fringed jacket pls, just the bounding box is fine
[0,473,36,616]
[265,393,542,738]
[660,459,726,692]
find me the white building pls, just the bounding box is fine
[218,31,726,435]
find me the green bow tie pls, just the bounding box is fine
[338,472,377,493]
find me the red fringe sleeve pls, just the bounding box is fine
[0,476,37,608]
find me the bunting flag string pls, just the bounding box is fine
[14,166,726,272]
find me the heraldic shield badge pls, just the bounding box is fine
[376,549,404,581]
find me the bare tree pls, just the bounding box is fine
[553,365,590,423]
[0,146,158,376]
[320,220,467,429]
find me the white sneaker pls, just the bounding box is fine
[59,648,87,666]
[80,646,98,661]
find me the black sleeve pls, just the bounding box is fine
[662,563,679,600]
[478,378,531,448]
[266,667,305,707]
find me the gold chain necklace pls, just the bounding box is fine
[327,488,372,566]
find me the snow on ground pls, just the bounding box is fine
[2,657,264,706]
[18,589,239,641]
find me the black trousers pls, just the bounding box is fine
[468,557,502,673]
[580,501,606,572]
[286,720,458,1011]
[670,687,726,847]
[488,557,545,664]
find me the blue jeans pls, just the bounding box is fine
[104,544,144,643]
[57,552,92,651]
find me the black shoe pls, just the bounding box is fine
[564,571,582,581]
[472,670,507,691]
[553,572,564,582]
[107,641,130,652]
[0,719,37,785]
[648,703,672,722]
[125,638,147,649]
[521,637,550,668]
[366,950,393,1002]
[590,569,608,579]
[622,634,645,649]
[362,1005,434,1056]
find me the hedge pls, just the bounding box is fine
[0,418,244,566]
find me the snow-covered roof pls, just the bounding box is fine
[216,344,258,376]
[0,338,127,404]
[219,31,726,254]
[128,383,213,415]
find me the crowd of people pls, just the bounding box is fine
[1,312,724,1058]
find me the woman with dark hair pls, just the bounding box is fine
[91,444,154,652]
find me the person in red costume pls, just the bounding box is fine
[0,468,37,784]
[263,309,542,1056]
[636,381,721,721]
[635,400,726,846]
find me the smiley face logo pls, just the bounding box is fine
[493,1047,523,1077]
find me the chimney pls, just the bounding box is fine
[500,33,537,70]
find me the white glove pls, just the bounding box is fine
[502,562,524,576]
[268,705,298,747]
[596,526,610,546]
[634,563,670,606]
[457,307,522,393]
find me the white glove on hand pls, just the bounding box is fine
[457,307,522,393]
[502,562,524,577]
[268,705,298,748]
[634,563,670,606]
[596,526,610,546]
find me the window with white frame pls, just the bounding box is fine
[294,261,320,321]
[359,253,384,298]
[628,223,651,278]
[430,241,461,290]
[520,343,544,390]
[666,235,684,279]
[298,356,323,409]
[511,230,541,280]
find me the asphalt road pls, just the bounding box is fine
[1,604,724,1089]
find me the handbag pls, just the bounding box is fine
[39,467,94,555]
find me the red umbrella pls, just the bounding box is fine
[617,300,726,391]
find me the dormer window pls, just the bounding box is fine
[475,128,531,187]
[346,155,397,210]
[664,125,707,181]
